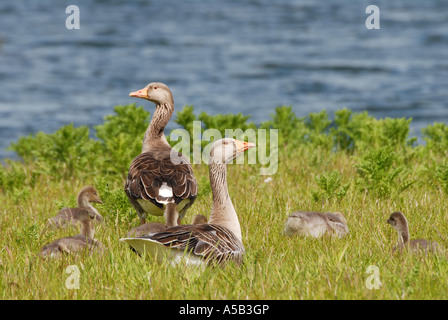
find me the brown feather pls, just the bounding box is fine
[140,223,244,266]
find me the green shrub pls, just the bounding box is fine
[259,106,308,149]
[9,124,100,179]
[94,176,135,223]
[311,170,350,203]
[95,104,150,178]
[422,122,448,157]
[425,161,448,195]
[354,146,414,199]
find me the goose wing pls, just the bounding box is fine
[121,224,244,265]
[47,207,89,228]
[125,150,198,215]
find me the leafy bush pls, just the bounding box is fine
[354,146,414,199]
[2,103,447,202]
[95,104,150,178]
[94,176,135,223]
[8,124,100,179]
[311,170,350,203]
[422,122,448,157]
[330,110,414,153]
[425,161,448,195]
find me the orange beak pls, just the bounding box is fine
[129,87,148,99]
[234,140,256,153]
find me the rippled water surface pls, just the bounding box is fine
[1,0,447,159]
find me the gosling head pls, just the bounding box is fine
[192,214,208,225]
[129,82,173,105]
[331,212,347,225]
[386,211,408,231]
[209,138,255,165]
[79,186,103,205]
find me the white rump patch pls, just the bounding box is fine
[159,182,173,198]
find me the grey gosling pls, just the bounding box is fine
[386,211,440,253]
[41,209,104,258]
[284,211,349,238]
[46,186,103,229]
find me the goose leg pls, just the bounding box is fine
[164,203,179,227]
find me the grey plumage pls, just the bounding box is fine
[46,186,103,229]
[284,211,349,238]
[386,211,440,253]
[41,210,104,258]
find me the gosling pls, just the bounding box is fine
[41,210,104,258]
[386,211,440,253]
[284,211,349,238]
[126,214,208,237]
[46,186,103,229]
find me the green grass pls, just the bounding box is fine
[2,106,448,299]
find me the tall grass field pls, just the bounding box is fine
[1,105,448,299]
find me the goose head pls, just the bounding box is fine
[129,82,173,105]
[209,138,255,164]
[79,186,103,205]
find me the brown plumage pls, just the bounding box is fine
[46,186,103,229]
[142,223,244,265]
[386,211,440,253]
[126,82,197,227]
[41,209,104,258]
[121,138,255,266]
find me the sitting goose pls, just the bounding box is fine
[125,82,198,227]
[386,211,440,253]
[41,210,104,258]
[284,211,349,238]
[46,186,103,229]
[121,138,254,266]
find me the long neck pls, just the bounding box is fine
[208,163,242,241]
[78,195,99,216]
[78,194,90,208]
[397,221,410,246]
[142,102,174,153]
[80,219,94,240]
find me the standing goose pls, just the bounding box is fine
[284,211,349,238]
[120,138,255,266]
[46,186,103,229]
[386,211,440,253]
[41,209,104,258]
[125,82,198,227]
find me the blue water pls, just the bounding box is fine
[1,0,447,159]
